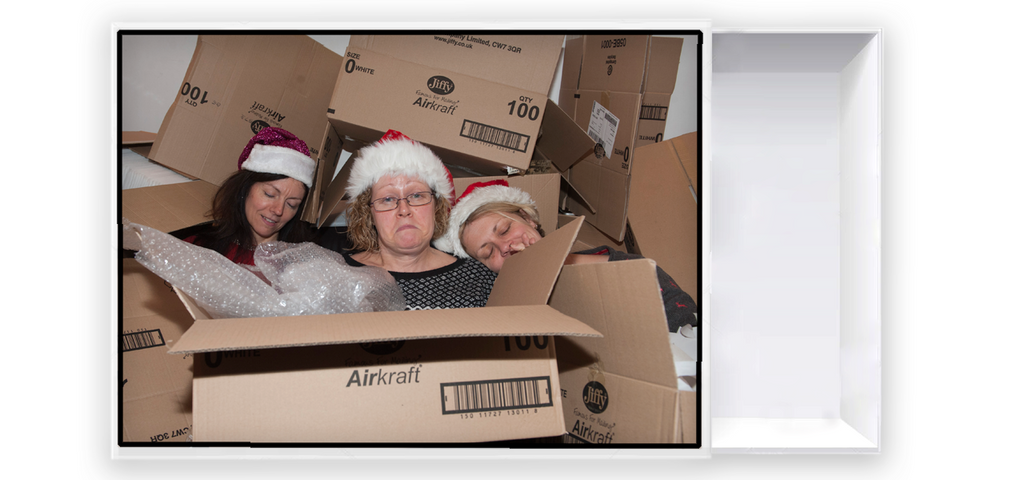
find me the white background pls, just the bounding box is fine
[6,0,1020,478]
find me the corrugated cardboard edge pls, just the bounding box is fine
[168,305,600,355]
[122,131,157,145]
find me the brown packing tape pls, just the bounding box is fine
[586,358,607,386]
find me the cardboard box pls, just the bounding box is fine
[557,214,627,254]
[166,217,602,443]
[549,259,698,443]
[148,35,344,191]
[626,133,700,305]
[121,258,195,443]
[327,35,564,175]
[559,35,684,241]
[120,180,218,234]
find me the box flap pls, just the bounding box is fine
[535,99,595,172]
[167,304,600,355]
[121,181,217,233]
[122,131,157,146]
[149,35,343,187]
[487,216,583,308]
[549,259,678,389]
[557,171,595,214]
[300,122,344,224]
[668,132,699,195]
[642,37,684,94]
[350,34,564,96]
[627,133,700,301]
[560,36,584,91]
[314,157,354,228]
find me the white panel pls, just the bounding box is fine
[839,34,882,448]
[711,71,842,419]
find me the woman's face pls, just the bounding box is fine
[245,177,306,244]
[369,175,436,256]
[460,210,541,272]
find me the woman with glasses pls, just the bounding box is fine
[340,130,497,310]
[435,179,698,331]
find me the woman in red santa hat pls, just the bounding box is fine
[435,179,698,332]
[183,127,316,265]
[338,130,497,310]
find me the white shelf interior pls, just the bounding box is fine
[710,31,881,453]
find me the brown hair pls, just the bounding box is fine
[196,169,312,254]
[346,188,452,252]
[459,201,545,240]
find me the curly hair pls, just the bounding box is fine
[195,169,313,255]
[347,188,451,253]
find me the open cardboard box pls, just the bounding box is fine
[119,174,602,443]
[710,30,881,453]
[550,259,699,446]
[121,258,196,443]
[163,216,602,443]
[146,35,346,225]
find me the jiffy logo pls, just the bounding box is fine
[250,120,269,134]
[582,381,609,414]
[427,76,455,95]
[359,341,405,356]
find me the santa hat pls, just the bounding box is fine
[346,130,455,205]
[237,127,316,188]
[434,179,536,259]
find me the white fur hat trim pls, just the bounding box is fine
[345,137,454,204]
[435,183,535,259]
[240,144,316,187]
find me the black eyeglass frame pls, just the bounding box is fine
[368,190,436,212]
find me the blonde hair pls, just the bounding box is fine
[459,201,545,241]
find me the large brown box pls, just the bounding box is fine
[147,35,345,224]
[559,35,684,241]
[327,35,564,176]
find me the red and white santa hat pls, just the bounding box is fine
[346,129,455,205]
[434,179,536,259]
[237,127,316,188]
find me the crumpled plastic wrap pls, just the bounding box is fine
[123,220,406,318]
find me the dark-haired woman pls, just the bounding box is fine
[184,127,316,265]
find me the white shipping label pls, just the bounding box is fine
[587,101,619,159]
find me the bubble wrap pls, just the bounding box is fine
[123,220,406,318]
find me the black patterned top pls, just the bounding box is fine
[341,252,497,310]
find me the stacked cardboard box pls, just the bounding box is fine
[146,35,345,225]
[121,34,701,445]
[558,35,684,242]
[327,34,565,176]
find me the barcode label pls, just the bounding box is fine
[639,105,668,121]
[121,329,166,352]
[603,112,618,126]
[460,120,530,153]
[441,376,552,414]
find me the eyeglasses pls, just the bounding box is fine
[368,191,435,212]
